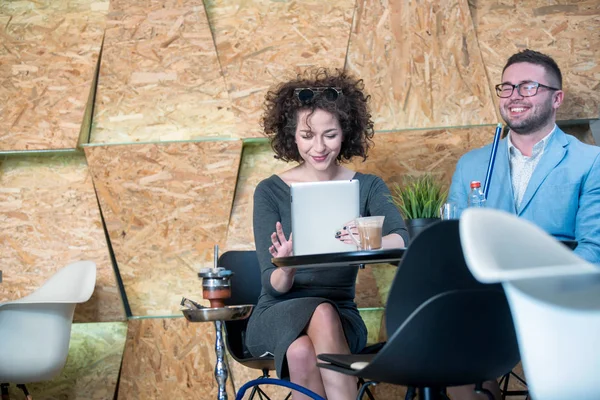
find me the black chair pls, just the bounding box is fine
[219,250,290,400]
[219,250,380,400]
[316,220,521,400]
[498,371,530,399]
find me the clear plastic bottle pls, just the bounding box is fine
[468,181,486,208]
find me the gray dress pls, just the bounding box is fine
[245,172,409,378]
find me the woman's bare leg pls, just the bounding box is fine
[305,303,358,400]
[287,335,326,399]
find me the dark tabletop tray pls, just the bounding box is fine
[272,248,406,268]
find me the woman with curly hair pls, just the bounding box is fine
[245,69,408,399]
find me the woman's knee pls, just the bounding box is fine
[286,335,317,368]
[311,302,342,327]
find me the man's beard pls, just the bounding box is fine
[501,97,554,135]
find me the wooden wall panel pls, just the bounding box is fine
[0,154,125,323]
[561,122,597,146]
[119,317,234,399]
[90,0,238,144]
[351,127,492,187]
[7,322,128,400]
[470,0,600,121]
[85,141,243,316]
[346,0,497,131]
[205,0,356,138]
[0,1,106,151]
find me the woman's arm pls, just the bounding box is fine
[267,222,295,293]
[335,176,409,248]
[382,233,405,249]
[269,266,296,293]
[253,180,295,296]
[366,175,410,247]
[337,224,405,248]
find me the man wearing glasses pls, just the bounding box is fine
[449,48,600,265]
[447,48,600,400]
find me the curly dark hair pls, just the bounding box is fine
[262,68,375,163]
[503,49,563,89]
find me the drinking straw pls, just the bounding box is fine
[483,123,503,199]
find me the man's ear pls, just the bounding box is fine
[553,90,564,109]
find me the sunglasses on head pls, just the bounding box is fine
[294,87,342,103]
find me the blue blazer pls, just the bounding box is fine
[449,128,600,264]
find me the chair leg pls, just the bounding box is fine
[356,380,377,400]
[1,383,10,400]
[235,378,325,400]
[247,385,259,400]
[499,373,510,400]
[255,385,273,400]
[418,387,449,400]
[474,383,495,400]
[246,370,274,400]
[499,371,529,398]
[244,369,292,400]
[16,385,31,400]
[405,386,416,400]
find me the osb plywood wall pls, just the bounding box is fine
[4,0,599,150]
[204,0,356,138]
[1,0,599,398]
[85,141,242,316]
[470,0,600,121]
[91,0,238,144]
[347,0,498,130]
[351,127,492,186]
[117,318,235,399]
[0,0,106,151]
[0,154,125,322]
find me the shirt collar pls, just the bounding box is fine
[507,124,557,157]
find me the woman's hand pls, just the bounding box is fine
[269,222,295,293]
[335,220,360,246]
[269,221,293,258]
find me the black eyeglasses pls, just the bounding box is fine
[294,87,342,103]
[495,81,560,98]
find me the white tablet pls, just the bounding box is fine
[291,179,360,256]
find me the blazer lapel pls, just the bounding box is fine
[488,139,516,213]
[518,129,569,215]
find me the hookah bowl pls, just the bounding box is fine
[199,267,233,309]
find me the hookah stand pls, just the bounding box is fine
[181,245,252,400]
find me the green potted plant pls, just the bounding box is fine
[389,174,448,239]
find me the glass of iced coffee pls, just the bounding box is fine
[353,216,385,250]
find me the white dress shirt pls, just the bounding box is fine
[507,125,557,210]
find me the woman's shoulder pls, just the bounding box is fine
[354,172,385,185]
[354,172,392,199]
[257,174,282,188]
[255,174,289,199]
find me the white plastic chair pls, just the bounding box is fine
[459,208,600,400]
[0,261,97,386]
